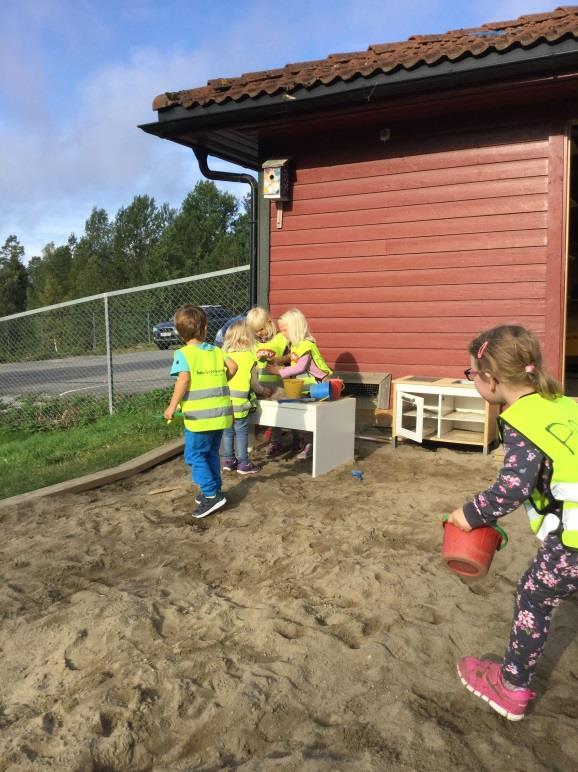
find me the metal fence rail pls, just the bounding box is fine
[0,266,250,417]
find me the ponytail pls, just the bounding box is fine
[469,325,561,399]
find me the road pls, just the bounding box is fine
[0,350,176,399]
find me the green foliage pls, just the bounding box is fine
[0,389,173,433]
[0,236,28,315]
[0,182,250,314]
[0,393,182,499]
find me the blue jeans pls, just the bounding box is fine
[222,415,249,464]
[184,428,223,497]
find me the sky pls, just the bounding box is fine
[0,0,555,261]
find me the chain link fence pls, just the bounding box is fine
[0,266,250,420]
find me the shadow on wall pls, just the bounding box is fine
[333,352,359,373]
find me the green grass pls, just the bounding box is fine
[0,390,183,499]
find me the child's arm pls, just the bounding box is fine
[224,356,238,380]
[449,425,546,531]
[164,372,190,421]
[269,353,311,378]
[250,363,272,398]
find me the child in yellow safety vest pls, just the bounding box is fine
[266,308,333,460]
[447,324,578,721]
[245,306,289,459]
[164,305,238,520]
[221,320,272,474]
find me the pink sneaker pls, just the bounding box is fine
[457,656,536,721]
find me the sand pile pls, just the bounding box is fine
[1,440,577,771]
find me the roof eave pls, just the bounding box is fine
[139,39,578,168]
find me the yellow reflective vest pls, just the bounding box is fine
[178,344,233,432]
[226,350,257,419]
[290,340,333,386]
[255,332,288,385]
[500,393,578,549]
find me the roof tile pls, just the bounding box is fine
[152,6,578,112]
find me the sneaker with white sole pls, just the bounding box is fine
[297,442,313,460]
[457,656,536,721]
[237,461,260,475]
[222,457,237,472]
[192,493,227,519]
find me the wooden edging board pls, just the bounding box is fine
[0,437,185,510]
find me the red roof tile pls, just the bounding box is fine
[153,6,578,111]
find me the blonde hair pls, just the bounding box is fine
[222,320,255,353]
[278,308,315,345]
[245,306,276,340]
[469,325,561,399]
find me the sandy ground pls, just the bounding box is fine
[1,435,577,772]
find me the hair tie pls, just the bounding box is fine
[525,363,536,374]
[477,340,489,359]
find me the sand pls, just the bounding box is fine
[1,437,577,771]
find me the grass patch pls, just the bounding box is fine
[0,390,183,499]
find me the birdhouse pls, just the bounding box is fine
[262,158,291,201]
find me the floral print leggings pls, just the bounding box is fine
[503,535,578,687]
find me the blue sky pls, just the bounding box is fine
[0,0,553,260]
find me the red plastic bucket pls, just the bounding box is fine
[441,520,507,578]
[329,378,344,400]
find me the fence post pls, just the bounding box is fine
[103,295,114,415]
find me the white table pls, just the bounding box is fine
[249,397,356,477]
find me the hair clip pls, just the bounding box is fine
[477,340,489,359]
[525,363,536,373]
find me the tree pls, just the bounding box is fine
[69,208,114,297]
[112,195,174,288]
[27,239,74,308]
[144,181,241,281]
[0,235,28,316]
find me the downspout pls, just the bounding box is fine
[193,148,258,307]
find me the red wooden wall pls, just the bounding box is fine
[268,121,565,384]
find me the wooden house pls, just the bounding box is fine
[141,7,578,399]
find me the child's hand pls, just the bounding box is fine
[164,407,175,422]
[260,387,272,398]
[447,508,472,531]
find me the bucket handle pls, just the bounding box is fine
[442,514,508,550]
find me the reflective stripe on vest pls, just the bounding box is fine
[178,344,233,432]
[291,339,333,386]
[500,393,578,549]
[226,350,257,419]
[184,385,230,400]
[256,332,288,383]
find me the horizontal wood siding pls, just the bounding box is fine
[268,124,555,383]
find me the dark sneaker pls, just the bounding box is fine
[266,442,283,459]
[192,493,227,519]
[237,461,260,475]
[195,489,222,505]
[457,656,536,721]
[222,457,238,472]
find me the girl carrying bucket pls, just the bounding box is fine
[266,308,333,460]
[447,324,578,721]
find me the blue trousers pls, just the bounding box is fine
[184,428,223,497]
[222,415,249,464]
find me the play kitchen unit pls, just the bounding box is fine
[392,376,500,454]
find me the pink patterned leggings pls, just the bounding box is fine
[502,535,578,687]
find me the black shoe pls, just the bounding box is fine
[192,493,227,519]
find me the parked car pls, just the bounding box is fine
[214,313,246,347]
[152,305,235,349]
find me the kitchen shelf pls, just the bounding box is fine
[392,376,500,454]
